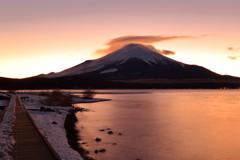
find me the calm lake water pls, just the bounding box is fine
[74,89,240,160]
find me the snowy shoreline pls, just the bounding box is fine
[17,94,110,160]
[20,94,82,160]
[0,95,15,160]
[1,90,149,159]
[64,110,95,160]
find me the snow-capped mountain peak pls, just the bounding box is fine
[39,43,185,78]
[99,43,184,66]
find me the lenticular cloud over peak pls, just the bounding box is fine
[94,35,197,56]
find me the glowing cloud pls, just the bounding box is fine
[162,50,176,55]
[227,47,240,51]
[95,35,198,56]
[227,47,240,60]
[228,56,240,60]
[145,45,176,55]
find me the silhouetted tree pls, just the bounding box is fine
[82,88,96,99]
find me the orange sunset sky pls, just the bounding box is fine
[1,0,240,78]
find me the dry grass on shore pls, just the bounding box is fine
[39,90,73,106]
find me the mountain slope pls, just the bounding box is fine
[39,44,227,80]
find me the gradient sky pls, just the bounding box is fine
[1,0,240,78]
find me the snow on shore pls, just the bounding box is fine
[0,92,110,160]
[20,94,83,160]
[0,95,15,160]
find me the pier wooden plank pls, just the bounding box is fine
[11,98,57,160]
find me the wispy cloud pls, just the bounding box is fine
[227,47,240,51]
[227,47,240,60]
[107,35,196,45]
[95,35,201,56]
[228,56,240,60]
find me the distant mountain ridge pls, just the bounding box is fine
[39,43,227,80]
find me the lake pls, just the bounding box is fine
[74,89,240,160]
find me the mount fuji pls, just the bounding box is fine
[1,43,240,89]
[39,43,224,80]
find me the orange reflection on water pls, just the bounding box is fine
[75,90,240,160]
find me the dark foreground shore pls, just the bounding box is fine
[64,109,94,160]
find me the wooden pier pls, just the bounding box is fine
[11,97,60,160]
